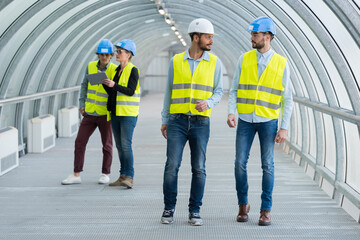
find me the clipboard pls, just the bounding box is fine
[86,72,108,85]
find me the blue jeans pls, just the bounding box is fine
[235,118,277,211]
[111,115,137,178]
[163,114,210,213]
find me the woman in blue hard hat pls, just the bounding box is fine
[102,39,140,189]
[61,39,117,185]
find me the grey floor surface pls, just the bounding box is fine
[1,93,360,240]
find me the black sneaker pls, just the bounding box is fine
[161,209,175,224]
[188,212,203,226]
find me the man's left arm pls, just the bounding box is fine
[203,58,224,109]
[275,62,293,143]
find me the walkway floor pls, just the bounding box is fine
[1,93,360,240]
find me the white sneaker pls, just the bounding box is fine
[61,175,81,185]
[98,174,110,184]
[161,209,175,224]
[188,212,203,226]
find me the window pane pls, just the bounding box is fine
[323,114,336,173]
[294,102,302,146]
[344,122,360,193]
[307,107,317,158]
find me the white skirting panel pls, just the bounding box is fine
[0,126,19,176]
[27,115,56,153]
[58,106,79,137]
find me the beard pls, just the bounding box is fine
[198,39,212,51]
[252,38,265,49]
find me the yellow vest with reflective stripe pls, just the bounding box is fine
[237,49,286,119]
[115,62,140,116]
[170,51,217,117]
[85,61,117,115]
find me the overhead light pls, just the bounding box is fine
[170,25,176,31]
[182,42,187,46]
[174,30,179,36]
[177,35,182,39]
[158,6,165,15]
[164,16,172,25]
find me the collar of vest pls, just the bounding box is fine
[183,50,211,62]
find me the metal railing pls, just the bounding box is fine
[0,86,80,106]
[288,96,360,218]
[293,96,360,125]
[0,86,80,155]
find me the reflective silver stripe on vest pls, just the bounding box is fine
[191,98,203,104]
[238,84,283,96]
[96,92,108,98]
[86,98,107,106]
[87,89,108,97]
[256,100,281,110]
[96,101,107,106]
[171,97,190,104]
[192,84,213,92]
[173,83,212,92]
[258,86,283,96]
[117,92,141,98]
[116,101,140,106]
[238,84,257,91]
[173,83,191,89]
[237,98,280,109]
[237,98,255,104]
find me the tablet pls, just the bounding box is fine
[86,72,108,85]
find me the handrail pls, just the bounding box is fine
[0,86,80,106]
[293,96,360,124]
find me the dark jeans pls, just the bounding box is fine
[235,118,277,211]
[111,115,137,178]
[74,114,113,174]
[163,114,210,213]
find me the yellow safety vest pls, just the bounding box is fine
[115,62,140,116]
[237,49,286,119]
[85,61,117,115]
[170,51,217,117]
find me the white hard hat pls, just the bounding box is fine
[188,18,214,34]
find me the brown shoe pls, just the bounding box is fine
[120,177,133,189]
[236,204,250,222]
[258,210,271,226]
[109,176,125,186]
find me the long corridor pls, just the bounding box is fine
[1,94,359,240]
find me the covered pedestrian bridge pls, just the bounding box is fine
[0,1,359,239]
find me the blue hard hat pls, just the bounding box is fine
[96,39,114,54]
[247,16,276,35]
[114,39,136,56]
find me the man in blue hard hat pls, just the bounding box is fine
[227,16,293,226]
[61,39,118,185]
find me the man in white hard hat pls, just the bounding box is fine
[160,18,223,226]
[227,16,293,226]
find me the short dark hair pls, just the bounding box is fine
[189,32,203,41]
[265,32,274,41]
